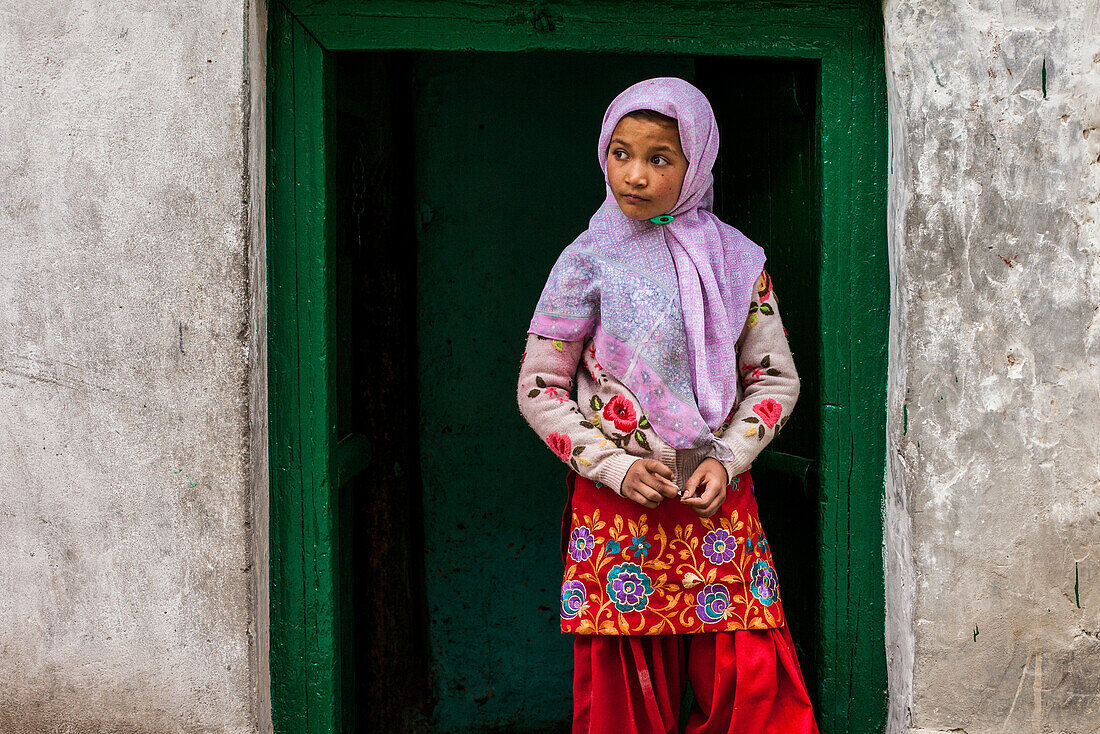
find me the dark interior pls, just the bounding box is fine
[329,51,820,733]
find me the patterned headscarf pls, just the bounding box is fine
[528,77,765,456]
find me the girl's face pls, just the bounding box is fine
[606,115,688,221]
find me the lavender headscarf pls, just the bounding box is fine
[528,77,766,457]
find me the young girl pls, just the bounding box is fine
[516,78,818,733]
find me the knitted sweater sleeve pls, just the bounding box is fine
[708,269,801,482]
[517,333,640,493]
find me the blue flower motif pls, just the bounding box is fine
[629,535,651,558]
[749,559,780,607]
[606,539,621,555]
[606,563,653,612]
[561,580,587,619]
[696,583,730,623]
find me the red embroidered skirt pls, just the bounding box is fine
[560,469,787,635]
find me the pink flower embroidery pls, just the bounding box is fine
[603,394,638,432]
[756,270,772,301]
[585,344,605,380]
[547,432,572,460]
[752,399,783,428]
[543,386,568,404]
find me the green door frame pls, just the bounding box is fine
[266,1,887,731]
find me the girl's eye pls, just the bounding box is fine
[652,156,669,166]
[613,149,628,160]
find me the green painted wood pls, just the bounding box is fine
[840,12,889,731]
[286,0,854,55]
[812,14,889,731]
[267,5,306,731]
[267,1,889,731]
[268,4,341,732]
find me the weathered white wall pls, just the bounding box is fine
[0,1,261,731]
[884,1,1100,732]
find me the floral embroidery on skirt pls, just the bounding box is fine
[560,469,786,635]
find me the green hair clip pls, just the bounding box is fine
[649,214,674,225]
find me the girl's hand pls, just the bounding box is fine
[621,459,679,508]
[681,458,729,518]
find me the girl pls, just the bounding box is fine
[516,78,818,733]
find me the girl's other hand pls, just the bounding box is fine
[621,459,678,508]
[681,458,729,518]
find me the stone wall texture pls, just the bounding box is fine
[0,1,259,731]
[884,1,1100,732]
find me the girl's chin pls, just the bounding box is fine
[615,200,661,221]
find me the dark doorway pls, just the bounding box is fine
[328,51,820,733]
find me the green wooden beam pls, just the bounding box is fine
[268,4,341,732]
[286,0,855,55]
[813,13,889,732]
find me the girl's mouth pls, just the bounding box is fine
[621,193,648,203]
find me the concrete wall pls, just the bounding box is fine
[0,1,261,731]
[884,2,1100,733]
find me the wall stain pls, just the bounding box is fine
[174,468,198,489]
[931,61,946,88]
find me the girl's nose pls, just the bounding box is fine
[624,163,646,187]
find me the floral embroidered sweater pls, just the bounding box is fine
[517,269,800,495]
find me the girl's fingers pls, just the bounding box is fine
[682,469,705,499]
[685,479,725,514]
[702,493,722,516]
[643,459,674,480]
[681,475,712,504]
[700,487,727,517]
[641,471,678,498]
[642,461,678,494]
[626,482,662,507]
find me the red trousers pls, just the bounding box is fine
[573,625,819,734]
